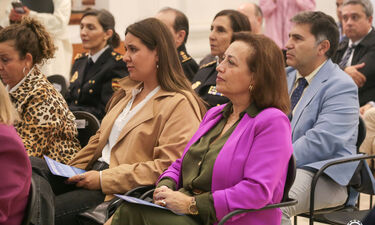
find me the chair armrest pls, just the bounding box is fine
[217,198,298,225]
[308,154,375,219]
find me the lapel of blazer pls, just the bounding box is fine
[76,56,88,87]
[112,87,175,151]
[89,47,112,78]
[352,29,375,64]
[290,60,331,131]
[88,78,140,164]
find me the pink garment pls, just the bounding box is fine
[260,0,316,49]
[0,124,31,225]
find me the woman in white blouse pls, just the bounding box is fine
[31,17,206,225]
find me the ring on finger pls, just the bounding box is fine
[160,200,166,207]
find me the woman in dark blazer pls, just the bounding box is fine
[66,9,128,121]
[192,10,251,109]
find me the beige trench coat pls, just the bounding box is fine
[69,77,202,200]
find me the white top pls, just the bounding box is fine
[98,85,161,164]
[89,45,109,63]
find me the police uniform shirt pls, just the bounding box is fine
[66,47,128,120]
[191,60,229,109]
[178,44,199,82]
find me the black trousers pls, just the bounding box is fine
[31,157,109,225]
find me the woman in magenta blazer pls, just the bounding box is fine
[0,81,31,225]
[106,32,293,225]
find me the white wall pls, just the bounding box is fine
[69,0,339,61]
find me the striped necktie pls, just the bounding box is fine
[339,44,356,69]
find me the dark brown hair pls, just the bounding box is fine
[291,11,339,58]
[214,9,251,32]
[232,32,290,114]
[81,9,120,48]
[125,18,206,116]
[0,17,55,66]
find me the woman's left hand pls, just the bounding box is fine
[154,188,193,214]
[68,170,101,190]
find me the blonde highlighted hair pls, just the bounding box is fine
[0,82,19,125]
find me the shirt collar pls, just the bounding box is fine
[7,66,35,93]
[295,60,327,86]
[349,28,372,46]
[221,102,261,118]
[89,45,109,63]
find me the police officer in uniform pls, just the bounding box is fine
[192,9,251,108]
[66,9,128,121]
[155,7,198,82]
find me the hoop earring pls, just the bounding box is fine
[22,67,29,76]
[249,85,253,92]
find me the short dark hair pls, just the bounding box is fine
[81,9,120,48]
[232,32,290,114]
[158,7,190,43]
[214,9,252,32]
[291,11,339,58]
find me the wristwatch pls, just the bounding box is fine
[188,197,199,215]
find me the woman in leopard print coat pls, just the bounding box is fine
[0,17,80,163]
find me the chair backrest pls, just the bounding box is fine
[47,74,68,98]
[73,111,100,147]
[21,177,36,225]
[282,155,297,201]
[357,116,366,151]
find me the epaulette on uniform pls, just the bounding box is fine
[199,60,216,69]
[180,50,192,63]
[74,52,88,60]
[112,51,123,61]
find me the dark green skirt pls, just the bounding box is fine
[111,202,201,225]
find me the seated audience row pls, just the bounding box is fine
[31,17,206,225]
[105,31,293,225]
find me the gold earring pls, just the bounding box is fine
[249,85,253,92]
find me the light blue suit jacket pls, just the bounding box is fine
[287,59,359,186]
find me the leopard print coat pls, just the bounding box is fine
[9,67,81,163]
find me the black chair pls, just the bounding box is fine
[294,116,372,225]
[47,74,68,98]
[21,177,36,225]
[217,155,298,225]
[72,111,100,147]
[299,154,375,225]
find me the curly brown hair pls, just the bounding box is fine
[0,17,56,66]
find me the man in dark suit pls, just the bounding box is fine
[332,0,375,106]
[155,7,199,82]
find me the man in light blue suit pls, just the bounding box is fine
[281,11,360,225]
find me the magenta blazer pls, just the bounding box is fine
[159,104,293,225]
[0,124,31,225]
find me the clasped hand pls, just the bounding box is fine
[153,185,193,214]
